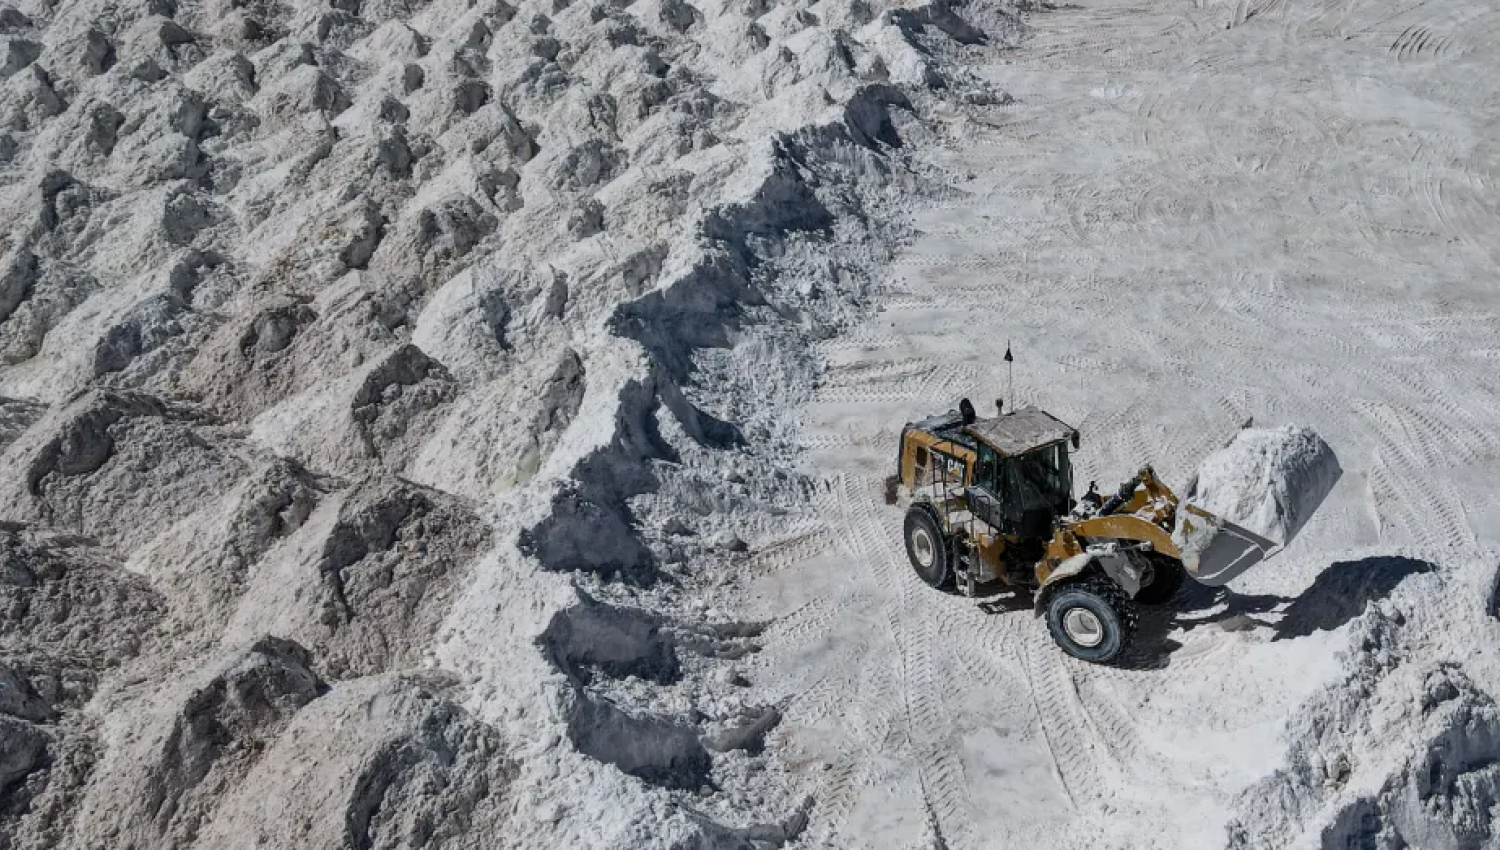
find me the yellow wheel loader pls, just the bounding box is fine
[892,398,1317,664]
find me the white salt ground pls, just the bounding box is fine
[748,0,1500,845]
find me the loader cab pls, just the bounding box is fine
[970,440,1073,540]
[896,404,1079,541]
[958,406,1078,542]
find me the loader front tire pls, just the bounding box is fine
[904,506,952,590]
[1044,576,1135,664]
[1133,554,1186,605]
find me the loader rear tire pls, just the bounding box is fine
[1133,555,1187,605]
[1044,576,1135,664]
[904,506,952,590]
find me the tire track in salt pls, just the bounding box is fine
[845,473,986,850]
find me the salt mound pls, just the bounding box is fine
[1185,425,1343,548]
[1227,559,1500,849]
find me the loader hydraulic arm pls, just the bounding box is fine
[1097,466,1177,525]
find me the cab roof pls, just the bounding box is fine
[909,405,1079,456]
[963,407,1077,455]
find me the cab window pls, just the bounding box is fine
[975,445,1001,492]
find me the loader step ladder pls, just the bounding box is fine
[911,448,991,596]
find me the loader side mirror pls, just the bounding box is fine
[1071,431,1080,450]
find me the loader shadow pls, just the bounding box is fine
[1270,555,1435,640]
[1124,555,1436,670]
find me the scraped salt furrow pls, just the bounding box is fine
[0,0,1017,842]
[6,0,1499,842]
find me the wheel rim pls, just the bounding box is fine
[911,526,936,570]
[1062,607,1106,648]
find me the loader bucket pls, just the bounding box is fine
[1172,503,1279,587]
[1173,425,1344,586]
